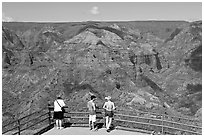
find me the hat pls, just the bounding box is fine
[105,96,111,100]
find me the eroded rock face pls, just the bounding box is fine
[2,21,202,123]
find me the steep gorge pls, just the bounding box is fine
[2,21,202,124]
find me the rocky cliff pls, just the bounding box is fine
[2,21,202,123]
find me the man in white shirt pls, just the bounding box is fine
[103,96,115,132]
[54,97,66,129]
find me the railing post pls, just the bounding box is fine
[17,120,21,135]
[48,104,51,126]
[162,113,164,134]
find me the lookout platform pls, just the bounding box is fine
[43,127,146,135]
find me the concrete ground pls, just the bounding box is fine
[43,127,147,135]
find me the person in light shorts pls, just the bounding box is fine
[87,95,97,130]
[89,114,96,123]
[103,96,115,132]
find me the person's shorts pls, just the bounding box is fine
[89,114,96,122]
[105,111,114,118]
[53,111,64,120]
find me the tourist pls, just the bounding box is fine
[87,95,97,131]
[53,97,66,129]
[103,96,115,132]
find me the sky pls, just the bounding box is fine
[2,2,202,22]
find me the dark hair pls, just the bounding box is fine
[91,95,96,100]
[57,97,62,99]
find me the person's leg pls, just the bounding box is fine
[105,116,109,129]
[55,120,58,128]
[107,117,112,129]
[56,119,59,129]
[92,121,95,130]
[89,115,92,130]
[59,120,62,129]
[92,115,96,130]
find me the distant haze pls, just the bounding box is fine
[2,2,202,22]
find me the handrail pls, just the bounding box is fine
[115,108,200,122]
[2,126,18,134]
[71,117,89,119]
[3,107,46,128]
[69,112,89,114]
[18,108,47,121]
[115,113,202,129]
[19,112,48,126]
[116,114,201,134]
[67,112,201,134]
[64,111,202,129]
[20,117,49,132]
[49,105,200,122]
[2,120,17,128]
[3,105,202,135]
[2,108,49,135]
[162,119,202,129]
[115,119,201,135]
[65,111,202,135]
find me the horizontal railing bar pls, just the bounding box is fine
[20,112,49,126]
[3,106,201,135]
[116,109,200,122]
[115,118,164,127]
[116,113,163,122]
[115,114,202,129]
[12,131,19,135]
[115,119,201,135]
[63,111,202,133]
[162,119,202,129]
[68,112,89,114]
[163,125,202,135]
[48,105,200,122]
[3,120,17,128]
[19,109,46,121]
[67,113,202,134]
[2,126,18,134]
[70,117,89,119]
[64,111,202,133]
[8,117,49,135]
[20,117,49,132]
[71,124,89,127]
[116,126,152,134]
[71,122,89,125]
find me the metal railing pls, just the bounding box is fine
[2,105,202,135]
[48,106,202,135]
[2,107,50,135]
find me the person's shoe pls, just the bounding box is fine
[93,128,98,131]
[106,129,111,132]
[90,128,93,131]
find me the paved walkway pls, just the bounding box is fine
[43,127,146,135]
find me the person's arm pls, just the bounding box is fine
[87,102,89,110]
[103,102,106,109]
[54,101,56,109]
[62,100,65,107]
[112,102,116,110]
[93,103,96,111]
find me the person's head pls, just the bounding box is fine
[105,96,111,101]
[91,95,96,101]
[57,96,62,100]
